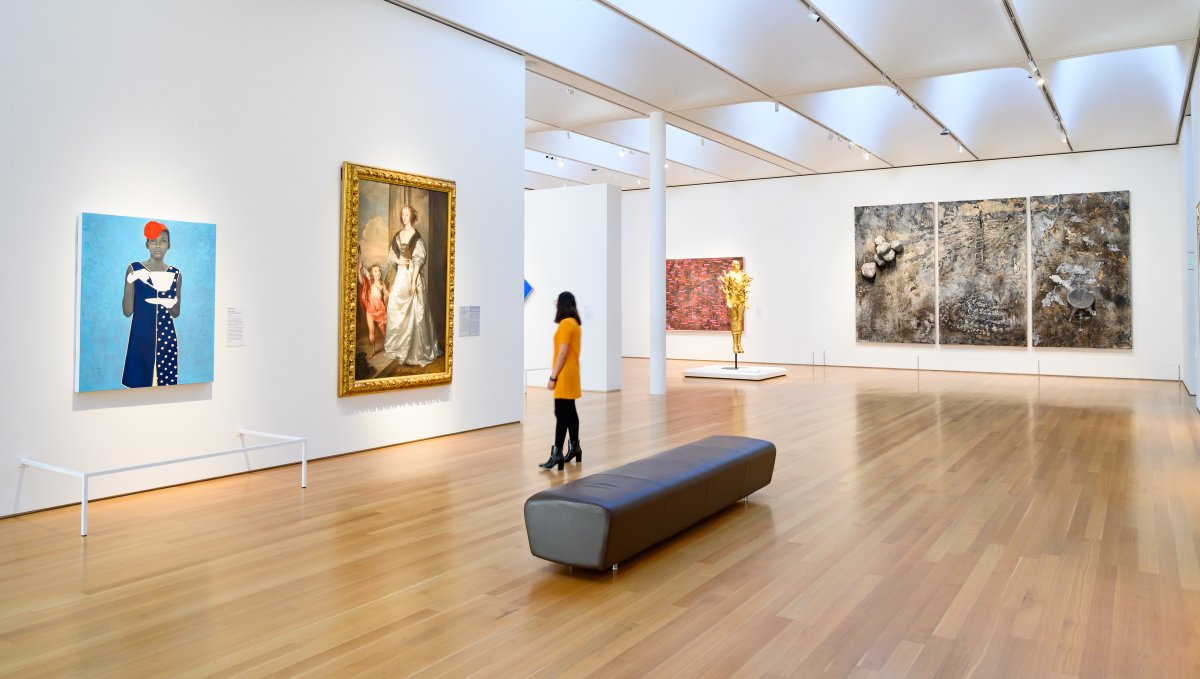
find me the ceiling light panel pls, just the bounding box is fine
[680,101,888,173]
[526,129,648,177]
[1041,42,1193,151]
[526,72,639,129]
[902,67,1064,159]
[398,0,760,110]
[602,0,879,95]
[1010,0,1200,61]
[524,149,641,189]
[574,118,794,181]
[525,171,586,190]
[814,0,1026,79]
[784,85,965,166]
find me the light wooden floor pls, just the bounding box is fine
[3,359,1200,678]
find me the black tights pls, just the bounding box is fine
[554,398,579,450]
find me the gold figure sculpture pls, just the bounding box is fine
[718,260,752,355]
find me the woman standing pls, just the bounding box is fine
[121,220,182,388]
[384,204,441,366]
[540,292,583,471]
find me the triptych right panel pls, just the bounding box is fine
[1030,192,1132,348]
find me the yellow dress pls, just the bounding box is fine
[552,318,582,399]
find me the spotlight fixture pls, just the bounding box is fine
[939,128,950,136]
[847,141,853,150]
[958,143,963,154]
[1059,129,1068,144]
[566,86,574,94]
[700,138,705,146]
[566,131,571,140]
[895,88,901,96]
[807,5,821,22]
[827,132,834,141]
[618,148,626,158]
[912,103,918,110]
[863,150,869,160]
[774,101,780,112]
[1035,75,1045,87]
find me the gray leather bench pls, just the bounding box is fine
[524,435,776,571]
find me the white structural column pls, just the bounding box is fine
[649,111,667,394]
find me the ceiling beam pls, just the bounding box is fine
[529,67,816,175]
[1177,31,1200,143]
[592,0,896,168]
[998,0,1074,152]
[802,1,979,160]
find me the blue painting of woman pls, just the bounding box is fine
[121,220,183,388]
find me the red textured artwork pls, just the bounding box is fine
[666,257,744,330]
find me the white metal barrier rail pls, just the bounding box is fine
[18,428,307,536]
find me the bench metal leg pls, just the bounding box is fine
[612,563,618,572]
[80,476,89,536]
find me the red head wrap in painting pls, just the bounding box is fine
[144,221,167,239]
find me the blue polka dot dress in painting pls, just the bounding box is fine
[121,262,180,388]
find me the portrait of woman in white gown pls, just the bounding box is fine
[384,204,442,366]
[339,162,454,396]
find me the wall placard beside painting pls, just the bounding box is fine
[339,162,455,395]
[75,213,216,393]
[666,256,743,331]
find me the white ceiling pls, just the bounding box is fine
[390,0,1200,190]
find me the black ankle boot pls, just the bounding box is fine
[539,445,564,470]
[564,440,582,464]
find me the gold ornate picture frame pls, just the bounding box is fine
[339,162,454,395]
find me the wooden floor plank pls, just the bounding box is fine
[2,360,1200,677]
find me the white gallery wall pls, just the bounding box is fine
[1187,87,1200,409]
[0,0,525,517]
[1182,104,1198,401]
[524,184,622,392]
[623,145,1184,380]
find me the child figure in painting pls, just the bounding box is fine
[122,221,183,388]
[365,264,389,359]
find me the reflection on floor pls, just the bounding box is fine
[3,359,1200,677]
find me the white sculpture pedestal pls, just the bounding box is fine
[682,364,788,381]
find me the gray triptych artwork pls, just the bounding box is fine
[854,203,936,344]
[1031,192,1132,348]
[938,198,1027,346]
[855,192,1131,349]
